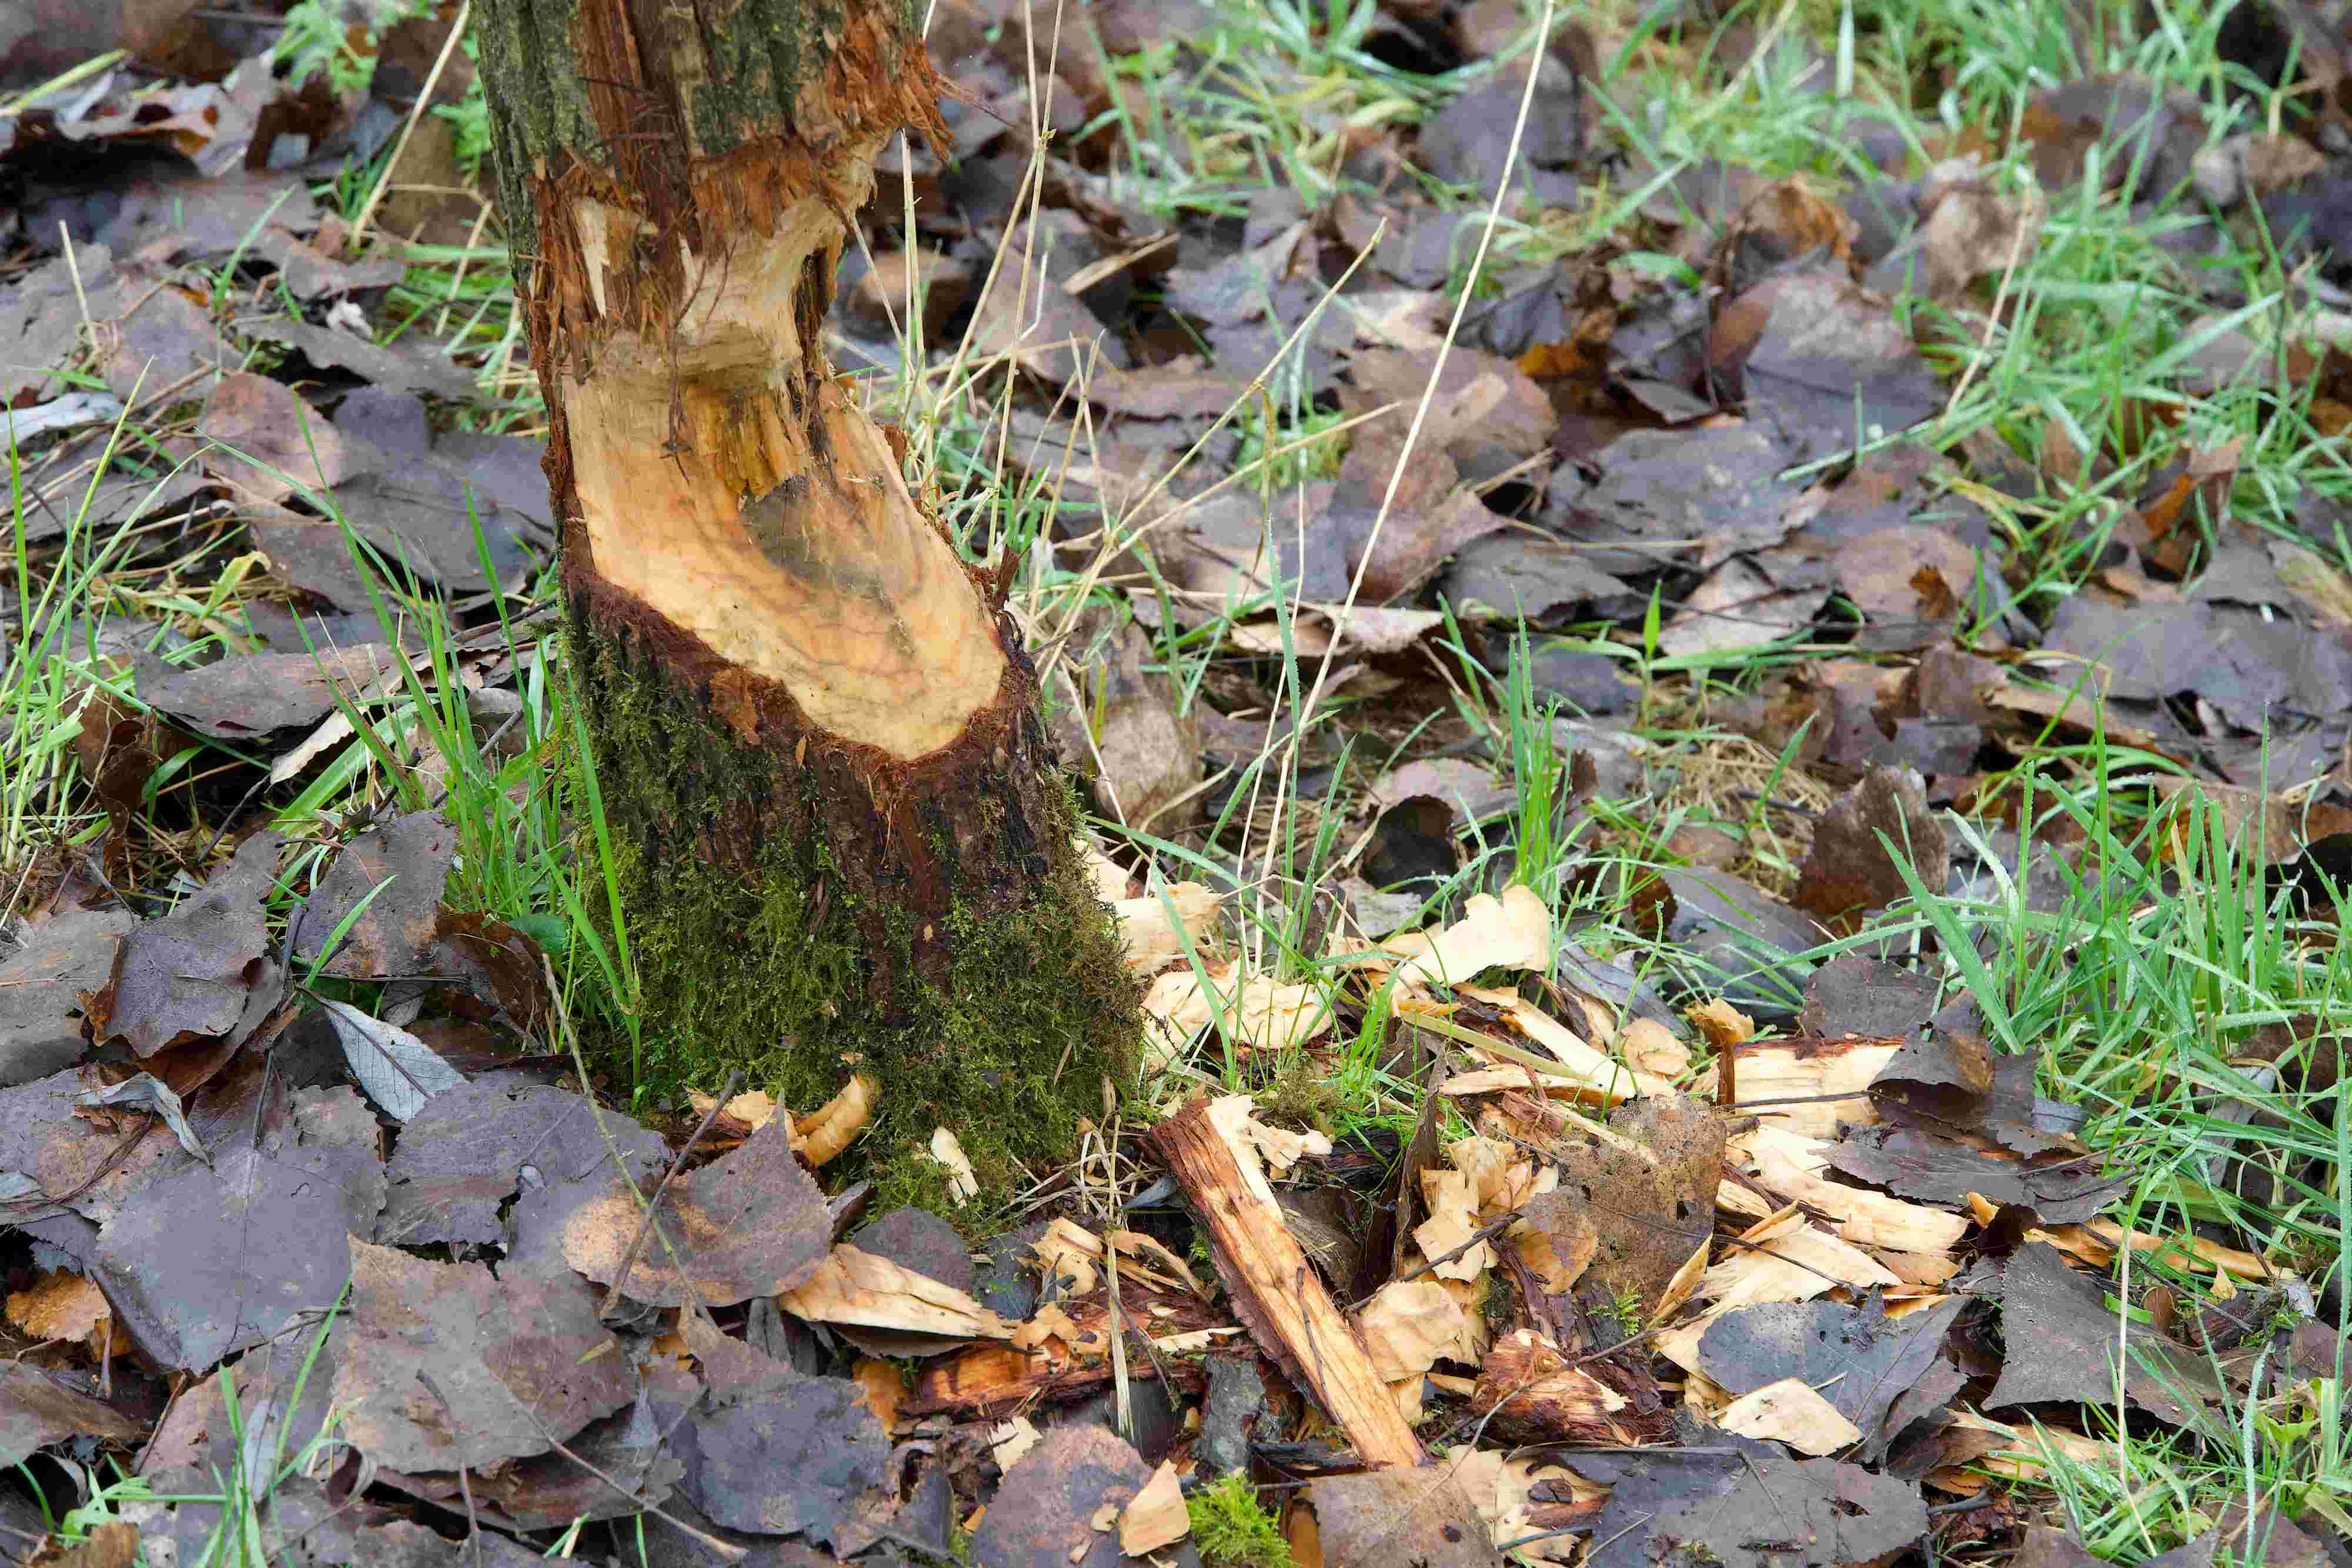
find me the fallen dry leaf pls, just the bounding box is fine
[1792,765,1950,924]
[5,1271,110,1349]
[564,1115,830,1306]
[1358,1280,1472,1382]
[1111,881,1221,972]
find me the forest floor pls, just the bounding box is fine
[3,0,2352,1564]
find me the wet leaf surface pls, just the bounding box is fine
[292,810,456,978]
[333,1237,636,1473]
[1571,1435,1928,1568]
[83,832,279,1057]
[563,1114,830,1306]
[1696,1294,1967,1456]
[1972,1241,2230,1434]
[969,1423,1201,1568]
[93,1085,384,1369]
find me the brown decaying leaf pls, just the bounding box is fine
[1792,765,1950,924]
[4,1270,110,1349]
[0,908,139,1088]
[198,371,352,503]
[1914,156,2046,302]
[83,831,280,1058]
[1297,1466,1502,1568]
[967,1424,1175,1568]
[332,1238,634,1473]
[1048,617,1201,830]
[2147,777,2352,867]
[563,1114,830,1306]
[44,1519,141,1568]
[1470,1328,1672,1447]
[292,810,456,978]
[93,1085,384,1370]
[141,644,410,741]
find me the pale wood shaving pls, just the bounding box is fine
[778,1245,1016,1342]
[1733,1125,1969,1253]
[1118,1460,1190,1556]
[1717,1376,1863,1455]
[1358,1281,1472,1382]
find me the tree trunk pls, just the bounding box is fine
[472,0,1139,1181]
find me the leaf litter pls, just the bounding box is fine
[2,0,2352,1563]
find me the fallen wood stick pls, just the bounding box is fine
[1147,1095,1424,1468]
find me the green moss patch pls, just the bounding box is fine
[573,619,1142,1196]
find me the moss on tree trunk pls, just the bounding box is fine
[473,0,1140,1182]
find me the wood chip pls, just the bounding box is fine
[1387,885,1552,989]
[779,1245,1016,1345]
[1143,962,1334,1052]
[1716,1376,1863,1455]
[1732,1125,1969,1253]
[1700,1204,1900,1310]
[794,1074,877,1166]
[1358,1281,1472,1382]
[1725,1035,1902,1136]
[1118,1460,1190,1556]
[928,1126,980,1205]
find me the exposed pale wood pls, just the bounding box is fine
[476,0,1140,1130]
[901,1283,1220,1419]
[778,1245,1014,1345]
[927,1126,978,1204]
[796,1074,876,1166]
[1717,1376,1862,1455]
[1147,1095,1424,1467]
[1720,1034,1904,1136]
[564,323,1003,761]
[1118,1461,1190,1556]
[1731,1125,1969,1253]
[1699,1203,1900,1309]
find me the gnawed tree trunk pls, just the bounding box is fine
[472,0,1139,1182]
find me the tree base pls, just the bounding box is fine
[569,589,1142,1189]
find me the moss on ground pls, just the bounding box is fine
[1187,1475,1292,1568]
[573,621,1142,1200]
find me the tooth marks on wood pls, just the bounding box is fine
[737,473,891,605]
